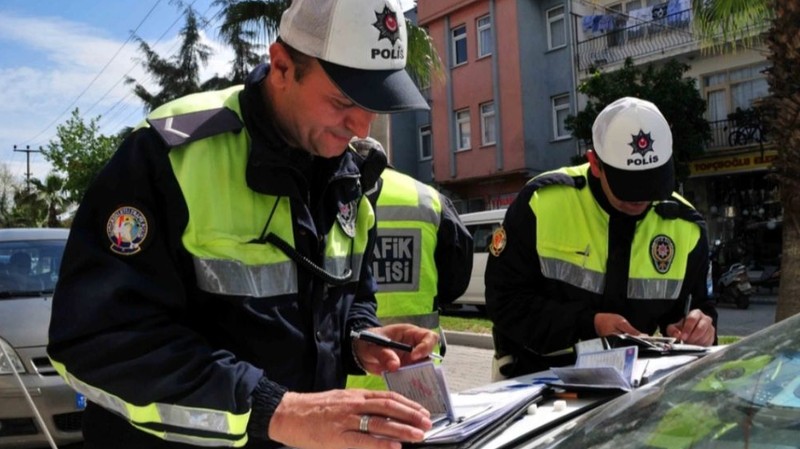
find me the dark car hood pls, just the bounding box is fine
[0,296,52,347]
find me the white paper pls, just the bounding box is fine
[384,361,546,443]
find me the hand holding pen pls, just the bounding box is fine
[350,324,441,375]
[667,294,716,347]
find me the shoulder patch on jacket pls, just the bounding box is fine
[527,172,586,191]
[655,199,705,226]
[147,107,243,148]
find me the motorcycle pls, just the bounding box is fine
[709,239,754,309]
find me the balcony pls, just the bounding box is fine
[708,107,770,152]
[576,7,770,74]
[576,8,695,72]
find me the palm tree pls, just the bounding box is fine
[694,1,800,321]
[30,174,69,228]
[212,0,442,86]
[8,187,47,228]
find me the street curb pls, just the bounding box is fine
[444,330,494,350]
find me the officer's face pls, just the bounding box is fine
[599,174,651,216]
[268,44,376,158]
[588,150,651,216]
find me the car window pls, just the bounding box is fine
[538,314,800,449]
[468,223,502,253]
[0,239,66,294]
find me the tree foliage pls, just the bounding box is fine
[693,0,800,321]
[0,164,22,227]
[213,0,443,89]
[42,108,119,204]
[30,174,69,228]
[565,58,711,181]
[126,7,223,111]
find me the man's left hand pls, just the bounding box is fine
[353,324,439,375]
[666,309,715,346]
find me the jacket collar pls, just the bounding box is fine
[239,64,362,205]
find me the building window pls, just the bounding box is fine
[552,94,570,140]
[546,6,566,50]
[452,25,467,66]
[704,63,770,148]
[477,15,492,58]
[480,102,496,145]
[704,62,770,121]
[419,125,432,160]
[455,109,471,151]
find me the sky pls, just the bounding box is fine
[0,0,416,184]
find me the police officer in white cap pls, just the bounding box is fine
[48,1,439,448]
[485,97,717,379]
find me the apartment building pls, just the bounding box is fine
[390,0,778,264]
[392,0,578,212]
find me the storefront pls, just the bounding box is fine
[682,148,782,267]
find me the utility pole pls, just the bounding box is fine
[13,145,42,193]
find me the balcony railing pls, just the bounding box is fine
[576,8,695,72]
[576,9,770,73]
[708,111,769,151]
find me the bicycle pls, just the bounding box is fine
[727,107,768,147]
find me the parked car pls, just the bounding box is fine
[0,228,83,448]
[450,209,507,312]
[510,311,800,449]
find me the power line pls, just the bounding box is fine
[97,1,222,133]
[20,0,164,145]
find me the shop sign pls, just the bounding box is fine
[689,149,777,177]
[487,193,517,210]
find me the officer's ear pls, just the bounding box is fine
[586,150,603,177]
[268,42,293,88]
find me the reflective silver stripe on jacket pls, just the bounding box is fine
[378,180,441,226]
[194,257,298,296]
[380,311,440,329]
[541,256,683,300]
[539,256,604,294]
[61,371,240,443]
[378,205,440,226]
[628,278,683,300]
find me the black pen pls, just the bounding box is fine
[350,330,443,360]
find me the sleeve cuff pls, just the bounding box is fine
[577,309,598,340]
[247,377,288,442]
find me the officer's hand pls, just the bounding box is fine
[666,309,715,346]
[269,389,432,449]
[354,324,439,375]
[594,313,642,337]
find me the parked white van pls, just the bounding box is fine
[451,208,507,312]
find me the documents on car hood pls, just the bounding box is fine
[550,346,640,392]
[383,361,546,444]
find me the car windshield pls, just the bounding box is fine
[0,239,66,296]
[538,314,800,449]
